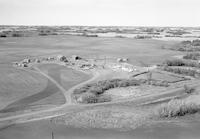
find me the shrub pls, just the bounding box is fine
[74,79,141,95]
[183,53,200,60]
[78,93,111,104]
[172,40,200,52]
[38,33,48,36]
[162,66,200,77]
[73,79,141,103]
[81,93,98,103]
[135,35,152,39]
[163,59,200,68]
[192,39,200,46]
[0,34,7,37]
[182,40,191,45]
[157,99,200,118]
[184,85,195,94]
[12,32,23,37]
[97,95,112,103]
[150,80,169,87]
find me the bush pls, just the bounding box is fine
[12,32,24,37]
[172,40,200,52]
[38,32,48,36]
[78,93,111,104]
[97,95,112,103]
[0,34,7,37]
[81,93,98,103]
[163,59,200,68]
[157,99,200,118]
[162,66,200,77]
[183,53,200,60]
[73,79,141,103]
[150,80,169,87]
[192,39,200,46]
[184,85,195,94]
[74,79,141,96]
[163,67,200,77]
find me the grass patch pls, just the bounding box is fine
[156,99,200,118]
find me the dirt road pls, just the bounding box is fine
[0,66,100,123]
[0,65,200,125]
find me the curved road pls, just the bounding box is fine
[0,66,100,123]
[34,67,71,103]
[0,65,200,124]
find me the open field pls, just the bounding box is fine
[0,35,179,111]
[0,55,90,117]
[134,71,188,83]
[0,67,48,110]
[1,33,200,138]
[0,35,179,65]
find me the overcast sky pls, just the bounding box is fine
[0,0,199,26]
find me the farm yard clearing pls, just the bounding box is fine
[1,34,200,138]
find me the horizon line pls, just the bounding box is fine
[0,24,200,28]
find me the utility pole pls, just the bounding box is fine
[50,119,54,139]
[102,56,106,69]
[104,56,106,66]
[52,131,54,139]
[138,60,153,84]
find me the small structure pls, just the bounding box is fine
[47,57,55,61]
[35,59,40,63]
[77,97,83,103]
[57,55,67,62]
[117,58,128,63]
[79,63,95,70]
[109,63,135,72]
[72,55,82,61]
[22,63,28,67]
[23,58,31,63]
[18,63,28,67]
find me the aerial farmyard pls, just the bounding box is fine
[1,0,200,139]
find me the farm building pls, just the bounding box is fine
[57,55,67,62]
[23,58,31,63]
[109,63,136,72]
[117,58,128,63]
[72,55,82,60]
[35,59,40,63]
[47,57,55,61]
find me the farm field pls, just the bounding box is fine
[1,0,200,138]
[0,63,90,117]
[0,35,179,112]
[134,71,188,83]
[0,35,179,65]
[1,34,200,139]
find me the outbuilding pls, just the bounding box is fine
[57,55,67,61]
[117,58,128,63]
[72,55,82,60]
[23,58,31,63]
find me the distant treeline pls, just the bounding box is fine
[171,40,200,52]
